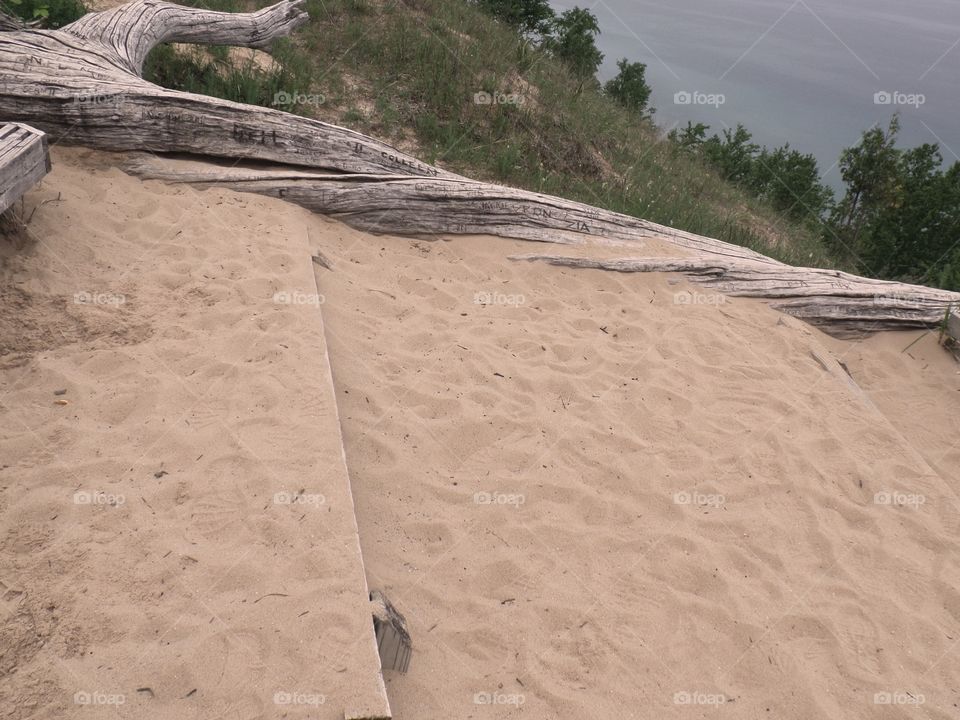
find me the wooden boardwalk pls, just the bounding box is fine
[0,122,50,214]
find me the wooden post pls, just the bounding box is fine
[0,123,49,214]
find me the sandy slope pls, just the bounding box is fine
[0,148,388,720]
[820,331,960,483]
[313,220,960,718]
[2,148,959,720]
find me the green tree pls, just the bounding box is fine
[827,116,960,289]
[749,144,833,223]
[826,116,902,262]
[545,7,603,83]
[667,121,709,153]
[702,124,759,184]
[862,145,960,284]
[474,0,555,38]
[604,58,652,115]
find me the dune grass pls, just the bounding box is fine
[139,0,837,268]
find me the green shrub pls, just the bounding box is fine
[544,7,603,82]
[4,0,86,27]
[473,0,554,38]
[604,58,652,115]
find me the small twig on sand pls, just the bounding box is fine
[901,331,929,354]
[253,592,290,604]
[26,193,63,224]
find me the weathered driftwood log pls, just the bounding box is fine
[122,154,782,259]
[0,12,24,32]
[510,253,960,334]
[1,0,957,335]
[0,0,805,260]
[0,0,452,177]
[65,0,308,73]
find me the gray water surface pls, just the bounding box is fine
[550,0,960,189]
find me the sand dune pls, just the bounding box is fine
[313,219,960,718]
[1,148,388,719]
[2,148,959,720]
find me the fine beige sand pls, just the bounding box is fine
[1,147,388,720]
[313,220,960,717]
[2,148,960,720]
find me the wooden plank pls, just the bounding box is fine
[370,589,412,674]
[0,122,49,214]
[947,309,960,344]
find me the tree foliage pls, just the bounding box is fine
[826,116,902,262]
[473,0,555,38]
[4,0,86,27]
[667,121,709,153]
[702,124,759,185]
[544,7,603,81]
[827,116,960,289]
[749,144,833,223]
[604,58,652,115]
[669,123,832,225]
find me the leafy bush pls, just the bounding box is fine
[748,144,833,224]
[702,124,759,184]
[669,123,832,226]
[667,121,708,153]
[544,7,603,82]
[604,58,652,115]
[473,0,554,38]
[4,0,86,27]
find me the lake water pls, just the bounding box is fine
[549,0,960,190]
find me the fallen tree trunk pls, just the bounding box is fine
[0,13,23,32]
[0,0,453,177]
[510,253,959,334]
[1,0,957,336]
[121,155,782,257]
